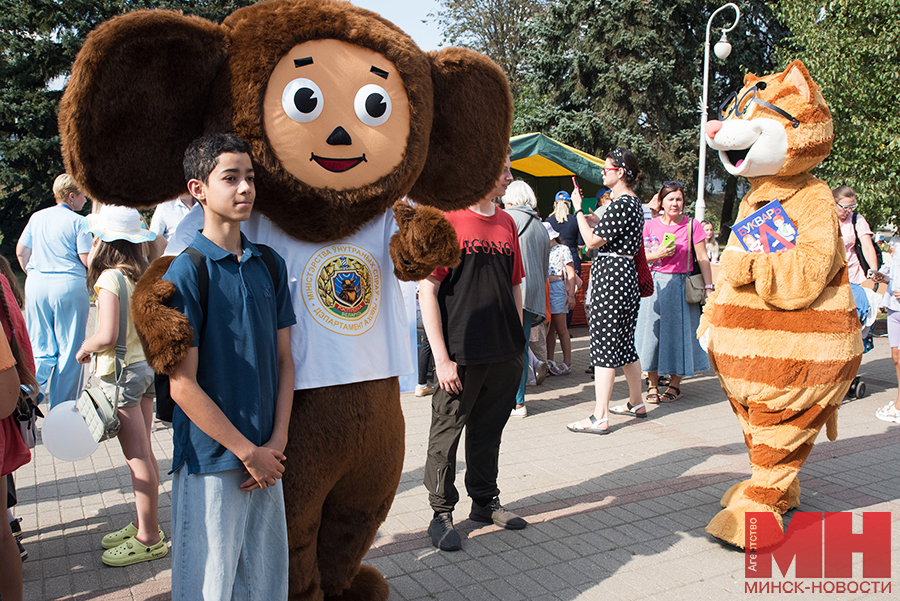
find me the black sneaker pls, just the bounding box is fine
[10,518,22,540]
[428,512,461,551]
[470,497,527,530]
[17,538,27,561]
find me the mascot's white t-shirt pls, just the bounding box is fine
[166,208,413,390]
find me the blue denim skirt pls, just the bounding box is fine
[635,271,710,377]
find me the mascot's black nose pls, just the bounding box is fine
[327,126,352,146]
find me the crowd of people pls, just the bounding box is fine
[1,136,896,601]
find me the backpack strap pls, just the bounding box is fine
[255,243,281,289]
[110,270,129,383]
[182,246,209,337]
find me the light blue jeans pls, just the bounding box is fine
[25,273,89,408]
[171,467,289,601]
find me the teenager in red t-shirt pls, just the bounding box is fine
[419,156,528,552]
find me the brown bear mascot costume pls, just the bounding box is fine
[58,1,513,599]
[699,61,862,549]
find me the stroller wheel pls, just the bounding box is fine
[855,381,866,399]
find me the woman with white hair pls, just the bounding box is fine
[503,181,550,417]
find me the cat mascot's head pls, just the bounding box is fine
[705,60,833,179]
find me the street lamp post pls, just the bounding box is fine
[696,2,740,221]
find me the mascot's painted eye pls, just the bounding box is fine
[354,84,392,126]
[282,78,324,123]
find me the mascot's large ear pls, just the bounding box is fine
[408,48,513,211]
[59,10,228,206]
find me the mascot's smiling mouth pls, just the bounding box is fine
[310,153,367,172]
[725,148,750,168]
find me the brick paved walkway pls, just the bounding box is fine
[13,326,900,600]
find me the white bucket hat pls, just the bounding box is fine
[86,204,156,244]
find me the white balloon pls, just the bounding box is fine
[41,401,99,461]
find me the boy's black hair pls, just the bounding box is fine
[183,133,251,184]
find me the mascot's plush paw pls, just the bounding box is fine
[132,256,194,375]
[720,480,751,508]
[389,201,460,281]
[706,499,784,549]
[826,410,838,441]
[323,565,389,601]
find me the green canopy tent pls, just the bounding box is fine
[509,133,609,327]
[509,133,607,215]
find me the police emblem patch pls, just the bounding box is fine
[303,244,381,335]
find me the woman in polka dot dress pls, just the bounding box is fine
[567,148,646,434]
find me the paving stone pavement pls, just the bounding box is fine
[12,326,900,600]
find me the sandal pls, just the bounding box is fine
[610,402,647,418]
[101,522,166,550]
[101,536,168,567]
[566,414,610,435]
[645,386,660,404]
[645,375,670,388]
[876,403,900,424]
[659,385,681,403]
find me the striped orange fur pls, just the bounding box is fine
[700,61,862,549]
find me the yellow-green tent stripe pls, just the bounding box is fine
[510,133,606,184]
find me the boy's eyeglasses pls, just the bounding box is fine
[663,181,684,189]
[836,201,857,211]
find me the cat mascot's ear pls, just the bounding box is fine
[59,11,228,206]
[407,48,513,212]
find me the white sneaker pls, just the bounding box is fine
[415,384,435,397]
[510,404,527,417]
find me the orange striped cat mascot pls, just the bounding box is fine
[700,61,862,548]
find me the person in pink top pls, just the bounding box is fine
[833,185,878,285]
[635,181,713,404]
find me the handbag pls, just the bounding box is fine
[0,282,43,448]
[685,219,706,304]
[634,239,654,298]
[12,388,43,449]
[76,270,128,442]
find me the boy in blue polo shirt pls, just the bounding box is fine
[164,133,296,600]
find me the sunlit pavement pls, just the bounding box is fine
[15,323,900,600]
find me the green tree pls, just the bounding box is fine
[516,0,787,214]
[430,0,548,99]
[776,0,900,230]
[0,0,256,263]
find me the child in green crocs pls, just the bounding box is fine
[78,205,165,566]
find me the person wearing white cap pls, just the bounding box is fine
[545,221,577,376]
[15,174,93,408]
[76,204,167,567]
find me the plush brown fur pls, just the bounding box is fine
[130,256,191,374]
[389,201,461,281]
[59,1,514,599]
[59,0,513,241]
[700,62,862,549]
